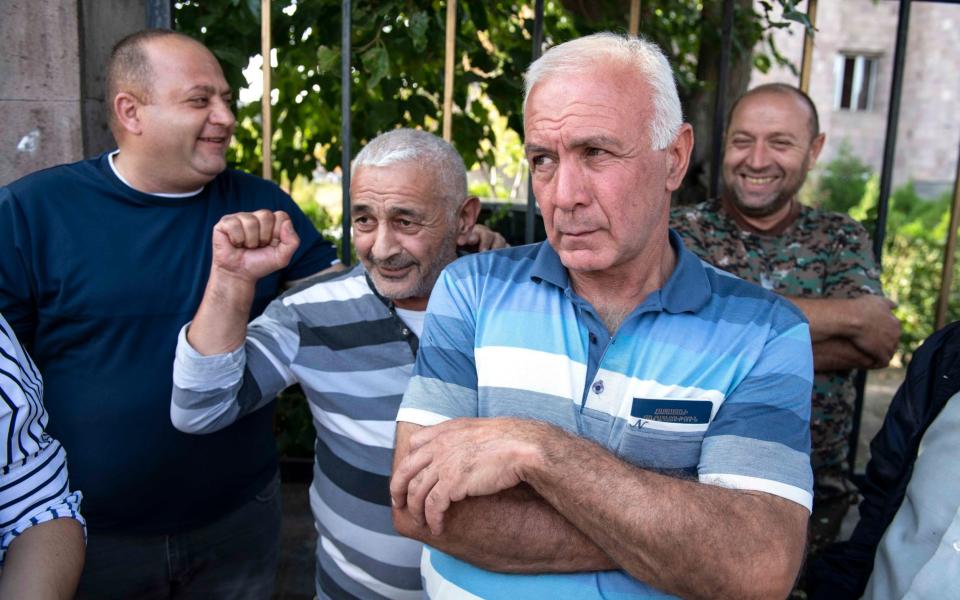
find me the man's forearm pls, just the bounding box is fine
[187,268,258,355]
[813,338,876,371]
[523,429,808,600]
[393,483,615,572]
[392,421,615,572]
[0,518,85,600]
[788,297,862,342]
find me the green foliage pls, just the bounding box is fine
[815,142,873,215]
[816,153,960,359]
[176,0,811,185]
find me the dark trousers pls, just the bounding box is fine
[76,473,282,600]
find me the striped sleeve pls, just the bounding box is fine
[0,313,85,565]
[397,264,480,425]
[170,295,300,434]
[698,303,815,511]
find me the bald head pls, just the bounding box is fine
[728,83,820,142]
[106,29,209,135]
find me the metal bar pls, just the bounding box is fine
[709,0,735,199]
[799,0,818,93]
[874,0,911,262]
[442,1,457,141]
[935,136,960,329]
[340,0,352,265]
[525,0,545,245]
[146,0,172,28]
[629,0,641,36]
[848,0,912,478]
[261,0,272,181]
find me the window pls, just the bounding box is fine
[834,54,878,111]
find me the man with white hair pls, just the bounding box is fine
[171,128,495,600]
[390,33,814,598]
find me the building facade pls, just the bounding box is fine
[751,0,959,197]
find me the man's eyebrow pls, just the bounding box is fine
[567,135,621,149]
[385,206,423,219]
[525,136,621,154]
[183,84,231,96]
[524,143,552,155]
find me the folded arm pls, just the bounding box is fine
[790,296,900,370]
[392,418,808,600]
[391,421,615,572]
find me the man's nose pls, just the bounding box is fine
[371,223,401,259]
[552,160,589,211]
[746,143,768,169]
[210,97,236,129]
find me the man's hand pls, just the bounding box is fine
[390,418,546,534]
[212,210,300,283]
[187,210,300,356]
[457,224,508,252]
[847,295,900,367]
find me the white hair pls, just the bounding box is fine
[352,128,467,215]
[523,32,683,151]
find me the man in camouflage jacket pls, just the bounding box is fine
[671,84,901,552]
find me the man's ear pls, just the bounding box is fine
[455,196,482,245]
[114,92,144,136]
[807,132,826,170]
[666,124,694,192]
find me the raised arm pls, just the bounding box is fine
[171,210,300,433]
[391,421,615,573]
[392,417,807,600]
[188,210,300,355]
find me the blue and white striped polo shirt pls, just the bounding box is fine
[397,232,814,598]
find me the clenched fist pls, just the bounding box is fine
[211,210,300,283]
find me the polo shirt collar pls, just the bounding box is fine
[529,230,711,314]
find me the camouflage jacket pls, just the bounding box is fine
[670,199,883,473]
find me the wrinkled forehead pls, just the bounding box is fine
[350,163,448,213]
[523,69,651,145]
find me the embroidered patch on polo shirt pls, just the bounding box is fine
[631,398,713,424]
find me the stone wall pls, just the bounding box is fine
[750,0,959,195]
[0,0,146,185]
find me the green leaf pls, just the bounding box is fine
[408,11,429,52]
[316,45,340,74]
[245,0,260,19]
[361,45,390,89]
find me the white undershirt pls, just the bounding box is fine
[394,307,425,338]
[108,150,204,197]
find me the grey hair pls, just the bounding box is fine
[523,32,683,151]
[352,128,467,215]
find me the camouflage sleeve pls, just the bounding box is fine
[823,215,883,298]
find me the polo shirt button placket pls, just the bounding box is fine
[592,380,604,395]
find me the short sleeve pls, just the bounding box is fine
[698,305,815,511]
[397,264,480,426]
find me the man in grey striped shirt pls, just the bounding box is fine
[171,129,496,599]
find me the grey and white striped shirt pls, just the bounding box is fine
[172,265,422,600]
